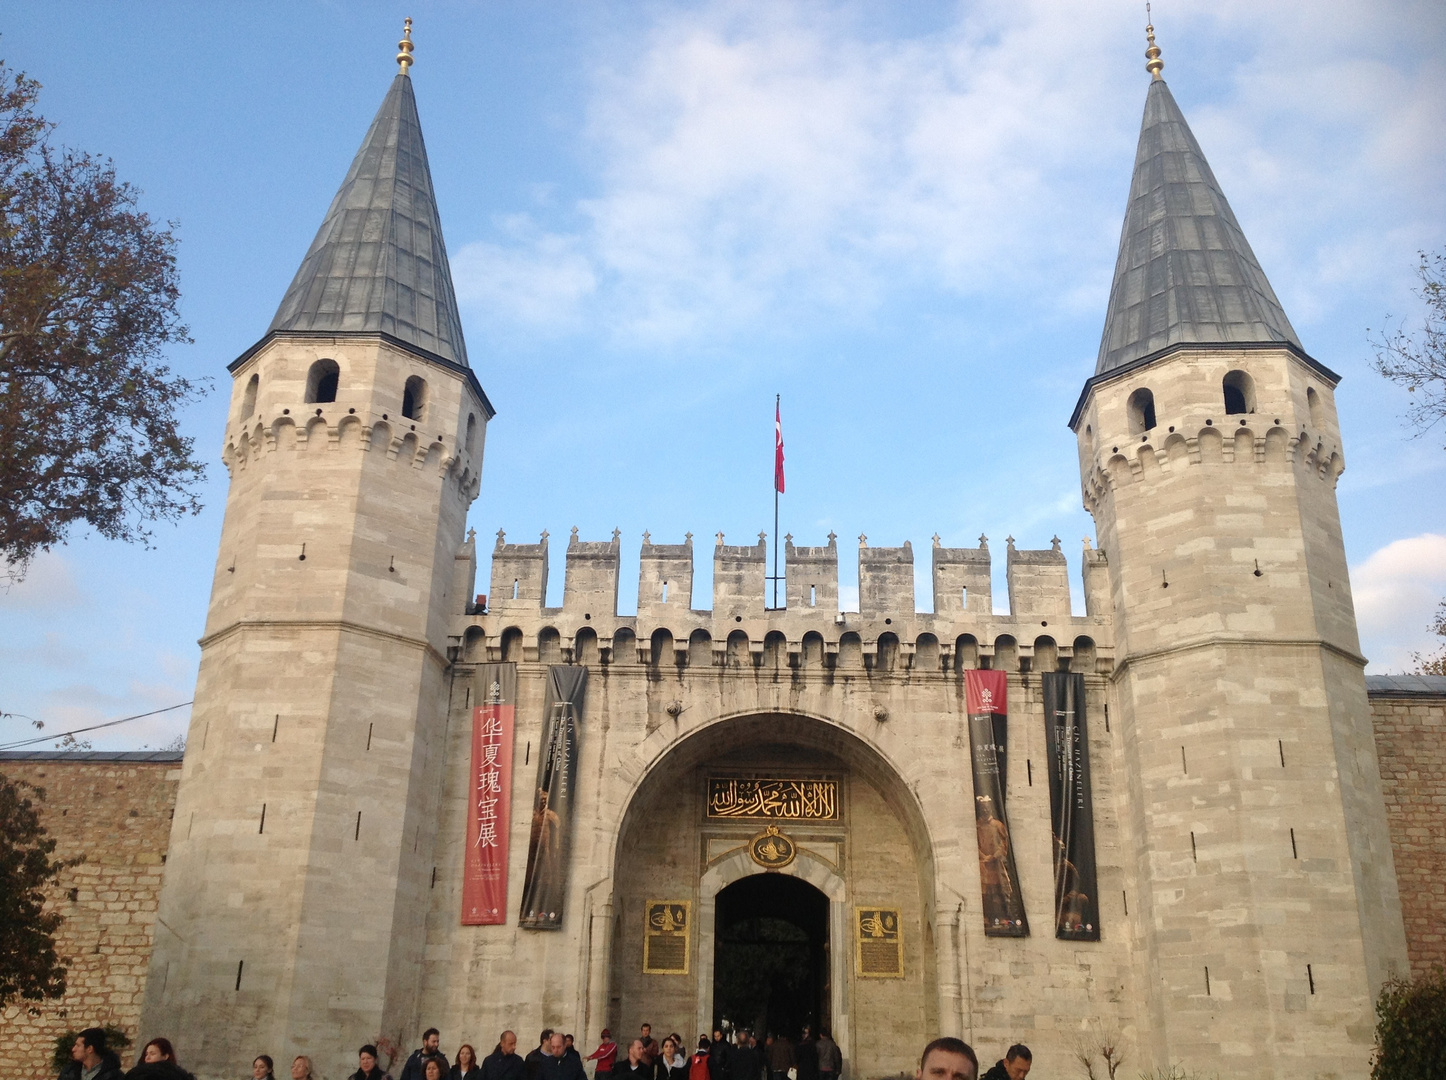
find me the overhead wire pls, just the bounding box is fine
[0,701,193,752]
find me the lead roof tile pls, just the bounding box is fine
[1096,78,1300,375]
[268,73,468,367]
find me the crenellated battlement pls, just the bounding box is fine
[221,411,476,491]
[1078,420,1345,517]
[454,528,1113,673]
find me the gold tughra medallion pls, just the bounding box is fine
[748,824,797,869]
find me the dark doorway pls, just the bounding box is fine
[713,873,829,1039]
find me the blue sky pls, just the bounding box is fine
[1,1,1443,750]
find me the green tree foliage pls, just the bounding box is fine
[1372,249,1446,443]
[0,58,205,581]
[1372,968,1446,1079]
[0,773,79,1007]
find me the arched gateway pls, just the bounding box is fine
[607,712,938,1074]
[131,28,1410,1080]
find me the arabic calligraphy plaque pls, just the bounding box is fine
[643,900,690,974]
[706,777,839,821]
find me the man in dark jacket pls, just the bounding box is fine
[525,1031,555,1080]
[706,1031,730,1080]
[729,1032,760,1080]
[538,1034,588,1080]
[402,1030,450,1080]
[814,1033,840,1080]
[980,1045,1030,1080]
[482,1032,525,1080]
[765,1034,793,1080]
[611,1040,651,1080]
[794,1029,817,1080]
[57,1029,123,1080]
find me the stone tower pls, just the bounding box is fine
[140,33,492,1074]
[1069,33,1407,1078]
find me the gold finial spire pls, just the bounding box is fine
[1144,4,1164,80]
[397,17,415,75]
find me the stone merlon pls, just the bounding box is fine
[455,530,1110,672]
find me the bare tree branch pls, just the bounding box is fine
[1371,250,1446,443]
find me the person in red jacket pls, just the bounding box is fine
[688,1038,712,1080]
[585,1031,618,1080]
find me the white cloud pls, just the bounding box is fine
[451,214,597,329]
[455,1,1140,341]
[0,551,83,611]
[450,0,1446,349]
[1352,533,1446,672]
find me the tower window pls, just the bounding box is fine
[402,375,427,421]
[1306,386,1323,428]
[465,413,477,457]
[1127,387,1156,434]
[1223,369,1255,415]
[305,359,339,404]
[241,372,259,418]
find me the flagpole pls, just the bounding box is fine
[773,393,780,610]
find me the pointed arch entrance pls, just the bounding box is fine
[605,712,937,1076]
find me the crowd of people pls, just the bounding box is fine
[57,1020,1030,1080]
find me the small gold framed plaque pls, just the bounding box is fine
[855,907,903,978]
[643,900,690,975]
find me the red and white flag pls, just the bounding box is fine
[774,399,785,494]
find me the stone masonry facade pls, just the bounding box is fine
[1369,687,1446,977]
[4,663,1443,1079]
[8,34,1433,1080]
[0,753,182,1080]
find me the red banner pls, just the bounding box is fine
[463,664,515,925]
[964,668,1007,716]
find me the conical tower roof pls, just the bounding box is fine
[268,69,469,366]
[1095,76,1300,375]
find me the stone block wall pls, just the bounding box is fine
[1369,686,1446,977]
[0,753,181,1080]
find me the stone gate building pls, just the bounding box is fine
[30,23,1423,1080]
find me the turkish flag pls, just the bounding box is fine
[775,400,785,494]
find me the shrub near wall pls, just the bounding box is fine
[1371,969,1446,1080]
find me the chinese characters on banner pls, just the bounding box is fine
[461,663,516,925]
[519,665,588,930]
[1042,671,1101,941]
[965,668,1029,937]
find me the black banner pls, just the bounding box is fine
[1042,672,1100,941]
[965,669,1029,937]
[519,665,588,930]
